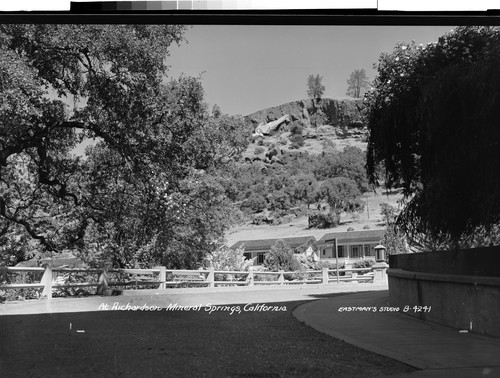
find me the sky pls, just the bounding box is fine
[166,25,454,116]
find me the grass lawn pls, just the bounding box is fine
[0,298,415,377]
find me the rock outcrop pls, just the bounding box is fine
[254,114,291,136]
[245,98,367,132]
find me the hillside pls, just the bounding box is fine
[225,187,403,246]
[224,97,402,246]
[245,97,366,129]
[241,97,369,163]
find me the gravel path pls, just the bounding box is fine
[0,297,415,377]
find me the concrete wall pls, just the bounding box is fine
[388,246,500,337]
[389,246,500,276]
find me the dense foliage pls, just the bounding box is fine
[0,25,249,268]
[366,26,500,248]
[230,146,368,226]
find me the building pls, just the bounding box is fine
[230,236,317,266]
[316,229,385,266]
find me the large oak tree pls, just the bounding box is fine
[0,25,248,268]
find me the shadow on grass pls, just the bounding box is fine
[0,295,414,377]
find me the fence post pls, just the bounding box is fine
[372,261,389,283]
[156,266,166,290]
[352,272,358,283]
[322,267,329,284]
[207,267,215,288]
[40,263,53,300]
[247,267,254,286]
[97,265,109,295]
[278,270,284,285]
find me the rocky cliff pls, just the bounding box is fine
[245,97,367,130]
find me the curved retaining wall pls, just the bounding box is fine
[387,246,500,337]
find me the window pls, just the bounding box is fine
[337,245,345,257]
[244,253,252,260]
[257,253,265,265]
[364,245,373,257]
[323,249,326,256]
[351,246,361,258]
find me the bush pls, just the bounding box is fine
[315,261,346,277]
[263,240,301,272]
[289,134,305,149]
[321,138,336,150]
[290,124,303,135]
[347,227,355,231]
[353,259,375,274]
[242,193,267,212]
[252,214,267,225]
[203,244,253,274]
[308,211,340,229]
[254,146,265,155]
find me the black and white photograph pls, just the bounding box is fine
[1,7,500,377]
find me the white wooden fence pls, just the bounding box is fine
[0,264,385,300]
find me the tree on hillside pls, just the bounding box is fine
[366,26,500,249]
[0,25,245,269]
[319,177,364,217]
[314,147,369,192]
[307,74,325,103]
[294,174,319,209]
[346,68,370,98]
[263,239,301,272]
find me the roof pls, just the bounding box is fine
[230,236,317,252]
[317,229,385,245]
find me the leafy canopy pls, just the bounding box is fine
[0,25,248,268]
[366,26,500,247]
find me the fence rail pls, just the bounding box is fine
[0,264,386,300]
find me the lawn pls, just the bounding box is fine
[0,298,414,377]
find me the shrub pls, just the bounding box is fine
[242,193,267,212]
[321,138,336,150]
[353,259,375,275]
[347,227,355,231]
[203,244,253,278]
[289,134,305,149]
[315,261,346,277]
[363,224,370,230]
[252,214,267,225]
[290,124,303,135]
[254,146,265,155]
[263,240,301,272]
[308,211,340,229]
